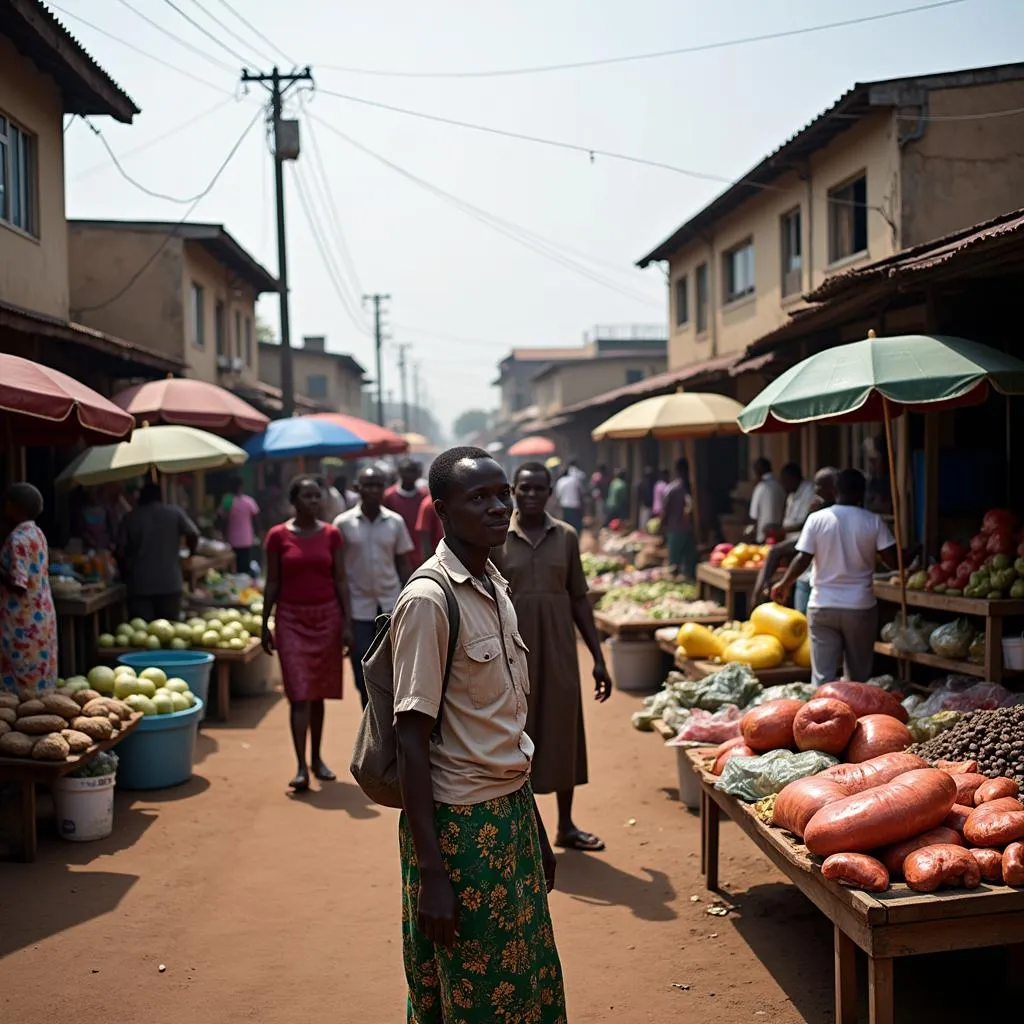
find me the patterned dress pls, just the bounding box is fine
[1,522,58,696]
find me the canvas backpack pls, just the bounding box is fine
[349,567,461,808]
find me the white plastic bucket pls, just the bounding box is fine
[52,773,116,841]
[675,746,702,810]
[603,637,663,693]
[1003,637,1024,671]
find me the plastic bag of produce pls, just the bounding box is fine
[715,748,839,803]
[916,681,1015,717]
[908,710,962,743]
[749,682,816,706]
[631,709,657,732]
[928,618,975,659]
[661,704,692,735]
[865,674,904,694]
[694,663,762,711]
[674,704,743,743]
[967,635,986,665]
[891,615,931,653]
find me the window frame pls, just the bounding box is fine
[695,262,709,335]
[625,368,644,386]
[0,112,38,237]
[244,316,253,366]
[827,173,868,265]
[191,283,206,348]
[722,239,755,304]
[214,299,226,357]
[780,207,802,298]
[674,274,689,327]
[306,373,328,400]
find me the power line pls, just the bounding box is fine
[185,0,275,66]
[48,3,228,92]
[211,0,297,67]
[74,106,262,314]
[72,96,239,180]
[308,115,663,308]
[157,0,253,67]
[112,0,236,73]
[319,1,966,78]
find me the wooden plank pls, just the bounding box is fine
[593,610,727,638]
[652,719,675,740]
[872,642,991,679]
[53,583,127,617]
[874,883,1024,924]
[868,956,894,1024]
[874,580,1024,618]
[97,638,261,663]
[834,926,859,1024]
[871,912,1024,958]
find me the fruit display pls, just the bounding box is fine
[598,530,659,558]
[580,553,626,579]
[709,542,771,570]
[100,607,262,652]
[0,686,135,762]
[589,565,684,590]
[192,569,264,606]
[595,580,712,622]
[675,604,809,671]
[81,664,199,716]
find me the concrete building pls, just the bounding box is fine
[638,62,1024,376]
[0,1,181,390]
[258,335,366,416]
[67,221,277,399]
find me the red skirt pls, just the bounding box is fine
[274,600,344,701]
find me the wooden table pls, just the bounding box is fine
[696,563,760,620]
[181,551,237,591]
[658,644,811,686]
[53,584,127,677]
[0,712,142,862]
[686,749,1024,1024]
[594,608,727,639]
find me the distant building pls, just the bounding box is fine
[259,335,366,416]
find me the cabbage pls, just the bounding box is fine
[929,618,975,660]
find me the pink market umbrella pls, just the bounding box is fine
[307,413,409,456]
[113,376,269,436]
[0,353,134,445]
[508,435,555,458]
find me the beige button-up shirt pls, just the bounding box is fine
[391,540,534,805]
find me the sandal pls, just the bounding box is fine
[555,829,605,852]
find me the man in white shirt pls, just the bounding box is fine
[334,466,415,707]
[781,463,816,534]
[553,467,584,533]
[748,458,787,541]
[772,468,898,686]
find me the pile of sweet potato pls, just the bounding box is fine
[773,752,1024,892]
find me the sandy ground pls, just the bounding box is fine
[0,644,1016,1023]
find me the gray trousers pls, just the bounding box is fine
[807,606,878,686]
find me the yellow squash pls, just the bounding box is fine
[792,635,812,669]
[750,602,808,652]
[676,622,725,659]
[721,635,786,670]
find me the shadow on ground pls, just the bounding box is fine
[287,780,381,819]
[555,850,677,922]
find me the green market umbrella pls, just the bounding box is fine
[737,331,1024,623]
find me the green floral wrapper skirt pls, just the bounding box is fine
[399,782,567,1023]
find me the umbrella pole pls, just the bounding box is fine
[882,398,909,627]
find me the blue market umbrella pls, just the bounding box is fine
[244,416,368,460]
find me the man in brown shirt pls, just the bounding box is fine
[391,446,567,1022]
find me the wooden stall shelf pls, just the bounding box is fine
[696,563,760,620]
[0,712,142,862]
[594,608,727,640]
[181,551,237,592]
[53,583,126,677]
[685,748,1024,1024]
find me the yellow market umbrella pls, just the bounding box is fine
[56,424,247,487]
[592,390,745,441]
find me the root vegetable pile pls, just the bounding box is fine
[909,705,1024,788]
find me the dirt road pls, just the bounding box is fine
[0,647,1014,1022]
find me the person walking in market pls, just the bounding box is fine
[747,457,787,542]
[636,465,657,530]
[590,463,610,526]
[335,465,414,709]
[552,463,584,533]
[218,476,260,574]
[383,457,428,567]
[116,482,199,622]
[771,468,898,685]
[262,477,353,792]
[496,461,612,853]
[391,446,567,1023]
[658,457,697,579]
[415,489,445,563]
[605,468,629,526]
[1,483,58,697]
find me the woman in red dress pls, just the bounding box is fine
[262,477,353,792]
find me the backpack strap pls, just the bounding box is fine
[407,566,461,739]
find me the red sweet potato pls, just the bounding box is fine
[803,769,957,857]
[740,699,804,753]
[821,852,889,892]
[843,715,913,764]
[821,751,928,793]
[968,848,1004,883]
[935,759,978,775]
[963,801,1024,847]
[904,844,982,892]
[974,777,1021,806]
[944,803,974,837]
[816,680,909,723]
[951,773,988,806]
[1003,842,1024,886]
[877,826,963,878]
[793,698,857,755]
[772,776,849,838]
[712,742,755,775]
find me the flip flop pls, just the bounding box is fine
[555,830,606,852]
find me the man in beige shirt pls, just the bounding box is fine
[391,446,567,1022]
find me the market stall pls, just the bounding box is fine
[695,563,761,620]
[52,584,127,678]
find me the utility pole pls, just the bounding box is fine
[396,343,411,433]
[411,362,421,433]
[242,65,313,418]
[363,293,390,426]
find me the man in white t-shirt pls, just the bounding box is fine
[772,468,898,686]
[553,467,584,533]
[748,458,787,541]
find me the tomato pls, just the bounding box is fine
[970,533,988,555]
[987,529,1014,556]
[982,509,1017,535]
[940,540,964,565]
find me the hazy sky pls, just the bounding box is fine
[60,0,1024,434]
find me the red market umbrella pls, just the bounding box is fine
[0,353,134,446]
[113,376,269,436]
[307,413,409,456]
[508,435,556,457]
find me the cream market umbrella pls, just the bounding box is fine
[56,424,247,487]
[591,390,744,440]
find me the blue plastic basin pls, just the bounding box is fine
[114,699,204,790]
[117,650,215,720]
